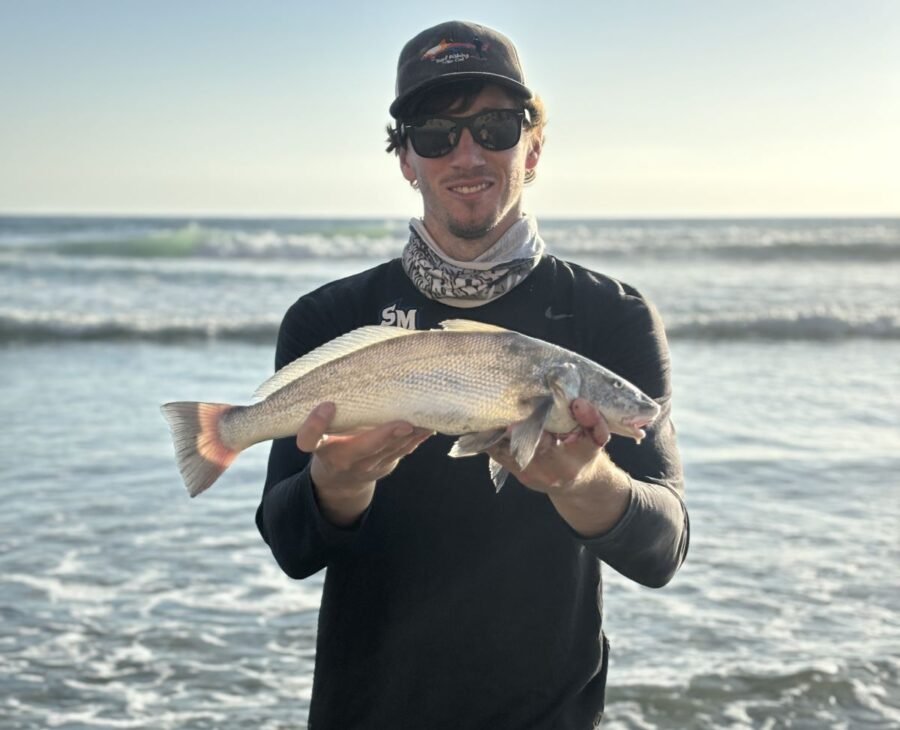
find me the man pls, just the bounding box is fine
[257,20,689,729]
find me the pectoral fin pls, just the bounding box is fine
[545,362,582,409]
[489,458,510,492]
[509,395,554,470]
[449,428,507,459]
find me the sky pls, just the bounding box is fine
[1,1,898,218]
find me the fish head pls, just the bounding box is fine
[579,365,661,443]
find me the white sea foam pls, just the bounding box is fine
[7,573,120,604]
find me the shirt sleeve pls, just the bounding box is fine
[254,298,370,579]
[578,286,690,588]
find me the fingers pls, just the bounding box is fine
[571,399,610,447]
[297,401,434,482]
[590,418,611,447]
[570,398,600,428]
[354,428,433,473]
[296,402,422,455]
[316,425,432,488]
[332,421,416,461]
[488,421,606,493]
[297,402,336,452]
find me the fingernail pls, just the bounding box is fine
[393,424,413,437]
[316,402,335,417]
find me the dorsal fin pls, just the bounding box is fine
[439,319,511,334]
[253,325,418,399]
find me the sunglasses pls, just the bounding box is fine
[402,108,527,158]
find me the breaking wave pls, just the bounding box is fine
[2,217,899,262]
[0,311,281,345]
[3,309,898,345]
[667,310,900,341]
[0,219,407,260]
[542,220,900,261]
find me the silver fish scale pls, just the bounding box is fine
[221,330,569,449]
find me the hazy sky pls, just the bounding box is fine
[1,1,898,217]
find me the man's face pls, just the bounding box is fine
[399,85,541,259]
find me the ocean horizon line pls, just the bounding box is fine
[2,211,899,222]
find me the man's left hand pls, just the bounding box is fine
[486,397,612,494]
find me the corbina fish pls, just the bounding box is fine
[161,319,661,497]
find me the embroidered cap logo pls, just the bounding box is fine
[421,35,490,65]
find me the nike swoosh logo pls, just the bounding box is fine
[545,307,574,320]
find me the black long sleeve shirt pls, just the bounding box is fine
[257,256,689,729]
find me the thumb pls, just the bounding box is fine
[571,398,610,447]
[297,402,336,452]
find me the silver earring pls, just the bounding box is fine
[409,179,419,190]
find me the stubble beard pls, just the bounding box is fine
[420,182,503,243]
[447,215,499,241]
[442,170,525,243]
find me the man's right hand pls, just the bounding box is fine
[296,402,433,527]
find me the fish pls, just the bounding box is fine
[160,319,661,497]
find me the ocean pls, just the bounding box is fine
[1,215,898,729]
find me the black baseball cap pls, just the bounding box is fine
[390,20,533,119]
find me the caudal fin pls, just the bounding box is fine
[160,402,239,497]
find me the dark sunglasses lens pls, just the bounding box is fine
[473,111,523,150]
[408,110,523,157]
[409,118,458,158]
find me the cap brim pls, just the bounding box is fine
[390,73,533,118]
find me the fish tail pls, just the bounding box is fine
[160,402,239,497]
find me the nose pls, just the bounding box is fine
[449,126,485,167]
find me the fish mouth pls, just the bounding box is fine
[621,415,655,443]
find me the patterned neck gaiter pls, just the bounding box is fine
[401,214,545,308]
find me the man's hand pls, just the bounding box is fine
[297,402,433,527]
[486,398,630,537]
[485,398,611,493]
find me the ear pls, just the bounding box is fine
[525,132,542,172]
[399,147,417,185]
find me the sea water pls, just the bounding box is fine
[1,216,898,729]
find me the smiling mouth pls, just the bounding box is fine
[448,181,492,195]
